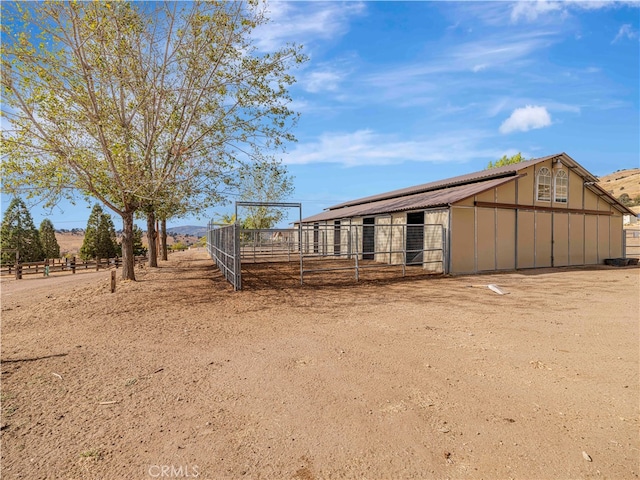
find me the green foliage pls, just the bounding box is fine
[238,160,295,229]
[1,1,306,279]
[0,197,44,264]
[618,193,633,207]
[39,218,60,259]
[171,241,188,251]
[132,225,147,256]
[487,153,526,169]
[80,205,118,260]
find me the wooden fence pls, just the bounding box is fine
[0,256,148,279]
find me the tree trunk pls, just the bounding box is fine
[146,211,158,268]
[161,218,168,261]
[121,210,136,281]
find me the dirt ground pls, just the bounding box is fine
[1,249,638,480]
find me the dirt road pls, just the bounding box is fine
[1,250,638,479]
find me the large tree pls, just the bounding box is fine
[0,197,44,264]
[238,159,295,229]
[1,1,305,280]
[39,218,60,260]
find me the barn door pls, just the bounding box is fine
[406,212,424,265]
[362,218,375,260]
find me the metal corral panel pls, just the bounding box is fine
[451,207,475,273]
[496,209,516,270]
[585,215,598,264]
[536,211,552,267]
[476,208,496,271]
[553,213,569,267]
[517,211,535,268]
[569,213,585,265]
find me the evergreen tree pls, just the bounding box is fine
[132,225,147,256]
[80,205,119,260]
[39,219,60,259]
[0,197,44,264]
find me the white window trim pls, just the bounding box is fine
[537,167,552,202]
[554,169,568,203]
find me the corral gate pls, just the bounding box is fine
[207,202,302,291]
[207,222,241,290]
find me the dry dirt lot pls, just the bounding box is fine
[1,250,638,480]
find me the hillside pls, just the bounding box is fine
[598,168,640,201]
[55,231,203,257]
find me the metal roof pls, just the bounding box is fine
[329,153,564,210]
[299,152,633,223]
[301,176,518,223]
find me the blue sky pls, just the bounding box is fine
[2,1,639,230]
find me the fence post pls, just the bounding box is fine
[15,251,21,280]
[71,256,76,274]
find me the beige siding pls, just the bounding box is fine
[568,170,583,209]
[584,188,598,210]
[476,208,496,271]
[553,213,569,267]
[598,197,612,212]
[476,189,495,203]
[610,215,623,258]
[374,216,392,263]
[584,215,598,264]
[391,214,406,264]
[569,214,585,265]
[517,211,535,268]
[451,207,475,273]
[535,211,552,267]
[496,209,516,270]
[517,166,535,205]
[497,181,516,204]
[598,215,610,261]
[424,210,448,273]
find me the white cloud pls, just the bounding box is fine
[510,0,640,24]
[252,2,366,52]
[612,24,639,43]
[511,1,563,23]
[499,105,552,134]
[303,70,344,93]
[283,129,508,167]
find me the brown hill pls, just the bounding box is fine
[55,232,201,257]
[598,168,640,201]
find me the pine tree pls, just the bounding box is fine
[0,198,44,264]
[39,219,60,260]
[132,225,147,256]
[80,205,119,260]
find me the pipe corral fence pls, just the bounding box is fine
[207,202,446,291]
[624,227,640,259]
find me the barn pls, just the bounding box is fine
[299,153,635,274]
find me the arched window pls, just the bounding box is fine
[537,167,551,201]
[554,170,568,203]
